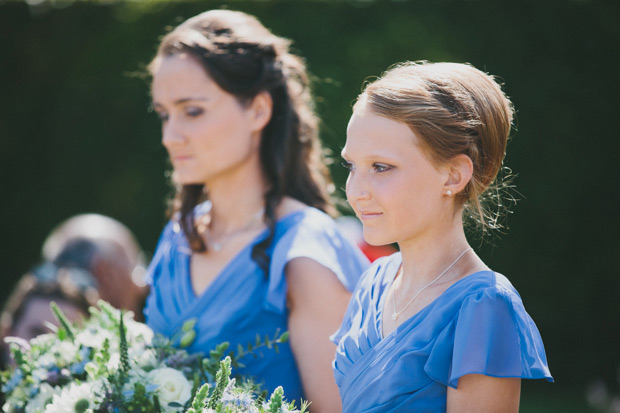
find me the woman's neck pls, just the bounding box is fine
[204,162,268,235]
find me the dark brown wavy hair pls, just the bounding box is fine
[149,10,334,273]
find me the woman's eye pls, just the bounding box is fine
[185,107,204,117]
[341,161,353,171]
[373,163,391,173]
[156,111,169,122]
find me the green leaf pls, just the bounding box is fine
[182,318,198,332]
[50,301,75,342]
[180,330,196,348]
[167,401,183,408]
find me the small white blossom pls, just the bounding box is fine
[25,383,61,413]
[53,341,80,366]
[133,348,158,369]
[76,327,114,349]
[124,318,154,344]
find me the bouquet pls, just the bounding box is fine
[1,301,305,413]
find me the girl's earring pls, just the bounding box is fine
[446,190,452,196]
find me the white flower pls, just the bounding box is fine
[52,341,80,366]
[108,352,121,371]
[44,382,101,413]
[29,333,56,348]
[76,327,114,349]
[124,319,154,345]
[148,367,192,411]
[25,383,61,413]
[35,353,55,369]
[132,348,158,369]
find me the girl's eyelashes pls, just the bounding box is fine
[373,163,392,173]
[341,160,393,173]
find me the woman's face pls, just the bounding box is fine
[342,101,451,247]
[151,54,266,186]
[12,296,85,341]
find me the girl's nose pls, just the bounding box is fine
[346,171,371,203]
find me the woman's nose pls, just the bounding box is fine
[161,117,185,148]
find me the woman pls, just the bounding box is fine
[144,9,369,410]
[1,264,97,368]
[333,61,552,411]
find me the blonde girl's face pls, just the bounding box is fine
[342,100,451,247]
[151,54,265,186]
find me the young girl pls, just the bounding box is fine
[144,9,368,411]
[333,61,552,411]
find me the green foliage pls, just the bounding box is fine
[119,311,131,375]
[186,354,306,413]
[50,301,76,342]
[266,386,284,413]
[229,329,289,370]
[186,382,210,413]
[206,356,232,409]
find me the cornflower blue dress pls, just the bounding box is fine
[144,206,369,401]
[332,252,553,412]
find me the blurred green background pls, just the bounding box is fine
[1,0,618,410]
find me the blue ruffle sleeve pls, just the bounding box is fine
[425,284,554,388]
[265,209,369,314]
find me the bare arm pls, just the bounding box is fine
[286,257,352,413]
[447,374,521,413]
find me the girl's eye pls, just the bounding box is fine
[341,161,353,171]
[373,163,392,173]
[185,107,204,117]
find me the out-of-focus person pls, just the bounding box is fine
[41,213,148,318]
[0,264,97,368]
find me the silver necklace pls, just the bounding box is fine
[391,247,472,321]
[210,207,265,252]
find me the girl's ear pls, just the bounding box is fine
[443,154,474,195]
[249,91,273,133]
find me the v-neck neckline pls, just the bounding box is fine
[377,253,492,341]
[182,207,311,301]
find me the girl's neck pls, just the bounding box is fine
[396,218,473,288]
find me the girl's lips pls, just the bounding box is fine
[359,211,382,220]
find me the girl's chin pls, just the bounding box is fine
[362,231,395,247]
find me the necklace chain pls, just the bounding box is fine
[208,206,265,252]
[391,247,472,321]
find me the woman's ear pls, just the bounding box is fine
[443,154,473,195]
[249,91,273,133]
